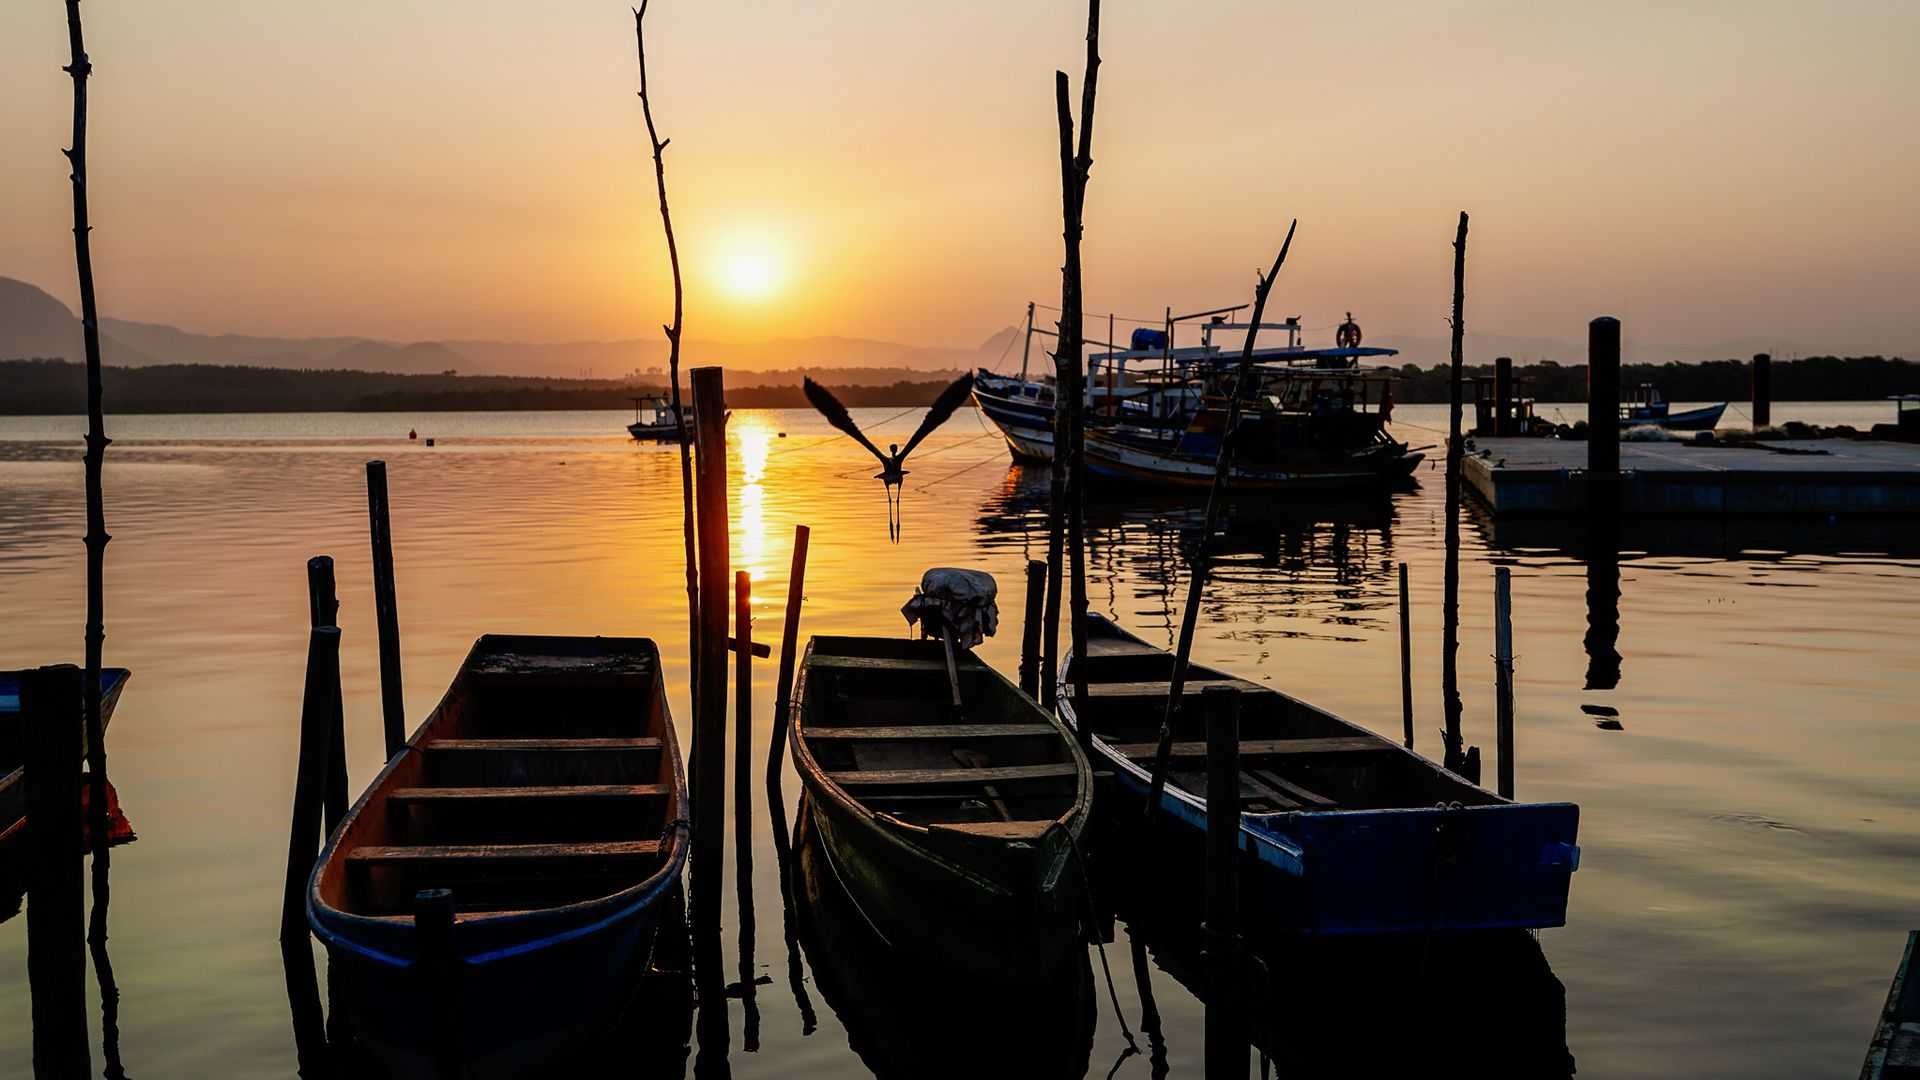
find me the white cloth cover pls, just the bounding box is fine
[900,568,999,649]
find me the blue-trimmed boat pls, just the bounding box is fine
[1058,617,1580,933]
[0,667,130,846]
[1619,384,1726,430]
[308,635,688,1079]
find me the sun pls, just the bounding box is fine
[719,251,779,302]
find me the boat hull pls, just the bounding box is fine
[1620,402,1726,430]
[1083,429,1422,492]
[0,668,129,844]
[972,375,1055,462]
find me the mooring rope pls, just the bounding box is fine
[1064,825,1141,1061]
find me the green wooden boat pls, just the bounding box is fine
[788,635,1092,985]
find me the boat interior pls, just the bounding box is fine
[1069,624,1496,814]
[317,637,682,919]
[799,636,1079,835]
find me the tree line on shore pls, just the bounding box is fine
[2,354,1913,414]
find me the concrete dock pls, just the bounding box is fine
[1461,437,1920,516]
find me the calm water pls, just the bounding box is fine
[1,401,1915,1078]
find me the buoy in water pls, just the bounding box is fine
[425,438,435,447]
[409,428,418,440]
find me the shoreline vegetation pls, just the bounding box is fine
[2,354,1913,415]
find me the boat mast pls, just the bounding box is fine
[1019,301,1035,381]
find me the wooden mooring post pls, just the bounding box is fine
[306,556,349,835]
[1752,352,1772,429]
[1587,318,1621,482]
[1494,567,1516,800]
[1494,356,1514,436]
[24,665,92,1077]
[689,367,731,933]
[1202,684,1246,1080]
[1398,562,1414,750]
[414,887,464,1078]
[1019,558,1046,698]
[366,461,406,758]
[283,626,341,943]
[766,524,810,782]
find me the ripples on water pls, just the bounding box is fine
[0,403,1916,1078]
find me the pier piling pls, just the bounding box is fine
[689,366,731,933]
[23,665,92,1077]
[305,556,348,835]
[1587,318,1621,482]
[1494,567,1516,800]
[365,461,406,758]
[1399,562,1414,750]
[1752,352,1772,429]
[414,888,464,1078]
[1202,684,1246,1080]
[1019,558,1046,698]
[1494,356,1514,436]
[767,524,810,783]
[283,626,341,944]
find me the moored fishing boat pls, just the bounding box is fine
[1059,616,1580,933]
[308,635,688,1079]
[0,667,129,845]
[788,634,1092,985]
[1619,384,1726,430]
[627,394,683,440]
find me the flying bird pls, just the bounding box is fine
[803,372,976,541]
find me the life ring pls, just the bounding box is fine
[1336,314,1363,349]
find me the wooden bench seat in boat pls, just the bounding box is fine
[1085,677,1264,700]
[1104,736,1391,763]
[422,737,662,785]
[825,762,1079,789]
[389,783,670,806]
[804,723,1057,741]
[347,839,662,877]
[806,654,982,674]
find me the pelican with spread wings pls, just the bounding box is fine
[803,372,976,542]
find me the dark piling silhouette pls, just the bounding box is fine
[1441,212,1469,774]
[365,461,406,757]
[25,665,93,1077]
[766,525,810,781]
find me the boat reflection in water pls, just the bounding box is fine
[1094,838,1576,1078]
[789,798,1096,1079]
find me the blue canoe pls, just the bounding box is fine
[0,667,130,845]
[308,636,688,1079]
[1058,617,1579,933]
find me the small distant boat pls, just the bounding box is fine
[788,634,1092,985]
[1619,385,1725,430]
[1058,617,1580,933]
[627,394,683,440]
[0,667,130,845]
[309,635,688,1080]
[1862,930,1918,1080]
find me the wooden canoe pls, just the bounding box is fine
[308,636,688,1080]
[0,667,130,845]
[1058,616,1580,934]
[1862,930,1918,1080]
[789,635,1092,985]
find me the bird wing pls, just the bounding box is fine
[897,373,977,460]
[803,377,888,464]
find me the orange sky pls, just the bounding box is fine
[2,1,1916,354]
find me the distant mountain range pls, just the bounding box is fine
[2,274,1900,379]
[0,276,1008,379]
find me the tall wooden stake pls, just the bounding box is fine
[1494,567,1516,800]
[1441,212,1469,773]
[306,555,349,835]
[25,665,92,1077]
[634,3,701,722]
[733,571,760,1050]
[766,524,810,782]
[1142,223,1297,822]
[1201,685,1245,1079]
[63,4,116,967]
[366,460,406,758]
[1054,0,1102,760]
[1018,558,1047,697]
[283,626,341,943]
[689,367,730,934]
[1399,561,1414,750]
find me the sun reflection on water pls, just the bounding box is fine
[735,418,771,581]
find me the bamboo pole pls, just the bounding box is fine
[1055,0,1102,761]
[1019,558,1046,697]
[1494,567,1516,800]
[24,665,92,1077]
[1202,685,1245,1079]
[766,524,810,782]
[1441,212,1469,772]
[62,1,116,944]
[634,3,701,725]
[365,461,406,758]
[1399,561,1414,750]
[306,556,349,835]
[689,367,730,934]
[283,626,341,944]
[1142,223,1297,822]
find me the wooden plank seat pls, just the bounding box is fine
[389,783,670,804]
[422,737,662,785]
[804,723,1058,741]
[1249,768,1336,808]
[825,762,1079,789]
[424,737,662,753]
[1104,736,1392,763]
[1085,677,1263,700]
[807,654,981,674]
[348,839,662,876]
[1085,638,1164,657]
